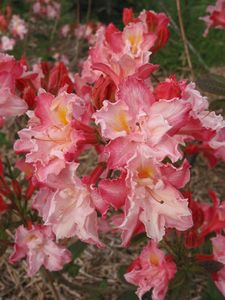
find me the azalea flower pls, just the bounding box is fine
[9,15,27,40]
[0,35,15,51]
[0,53,27,119]
[125,240,177,300]
[200,0,225,36]
[32,163,103,246]
[14,90,96,182]
[9,224,71,276]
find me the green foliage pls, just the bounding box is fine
[73,0,225,74]
[62,240,87,276]
[63,263,80,276]
[0,132,11,149]
[202,279,225,300]
[87,296,103,300]
[117,264,129,282]
[131,232,147,245]
[117,290,139,300]
[7,0,225,73]
[68,239,87,260]
[199,260,225,273]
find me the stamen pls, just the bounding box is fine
[146,186,164,204]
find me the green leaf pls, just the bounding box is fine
[117,265,129,282]
[0,132,11,149]
[199,260,225,273]
[202,278,225,300]
[68,240,87,260]
[196,74,225,96]
[166,271,190,300]
[131,232,147,245]
[63,263,80,277]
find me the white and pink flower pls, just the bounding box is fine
[0,54,27,120]
[125,241,177,300]
[32,163,103,246]
[9,224,71,276]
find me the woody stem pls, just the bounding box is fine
[176,0,195,80]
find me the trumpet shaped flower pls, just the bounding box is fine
[14,91,96,183]
[0,54,27,120]
[117,147,192,244]
[125,241,177,300]
[32,163,103,246]
[9,224,71,276]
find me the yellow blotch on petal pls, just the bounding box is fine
[113,111,131,133]
[137,165,154,179]
[25,234,38,242]
[149,254,160,266]
[57,105,68,125]
[128,34,142,55]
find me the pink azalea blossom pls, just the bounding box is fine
[94,76,190,164]
[118,147,192,244]
[124,240,177,300]
[0,54,27,119]
[138,9,170,52]
[86,12,161,83]
[14,91,94,182]
[46,2,60,19]
[184,191,225,248]
[9,15,28,40]
[32,163,103,246]
[200,0,225,36]
[0,35,15,51]
[9,224,71,276]
[32,1,41,14]
[61,24,70,37]
[32,0,61,20]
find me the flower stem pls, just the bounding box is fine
[176,0,195,80]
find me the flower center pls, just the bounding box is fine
[113,111,131,133]
[149,254,160,266]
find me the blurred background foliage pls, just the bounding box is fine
[3,0,225,76]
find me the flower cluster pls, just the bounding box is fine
[0,54,28,125]
[61,21,103,46]
[0,5,27,52]
[31,0,61,20]
[0,6,224,299]
[200,0,225,36]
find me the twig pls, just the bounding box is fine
[176,0,195,80]
[42,268,60,300]
[158,1,209,72]
[86,0,92,22]
[50,18,58,43]
[56,274,130,295]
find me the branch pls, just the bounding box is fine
[42,269,60,300]
[176,0,195,80]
